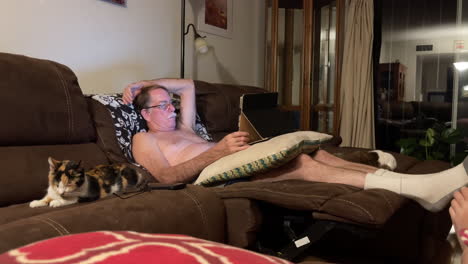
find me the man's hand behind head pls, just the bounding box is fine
[122,82,145,104]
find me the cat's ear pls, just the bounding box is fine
[77,160,82,168]
[48,157,60,171]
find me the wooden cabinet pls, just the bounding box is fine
[264,0,344,134]
[378,63,407,101]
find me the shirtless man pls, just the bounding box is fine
[123,78,468,213]
[123,78,373,186]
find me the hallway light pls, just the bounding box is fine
[454,61,468,72]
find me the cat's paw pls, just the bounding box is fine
[49,200,65,208]
[370,150,397,170]
[30,200,48,208]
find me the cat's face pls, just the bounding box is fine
[48,157,84,197]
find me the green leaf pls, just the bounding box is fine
[419,138,433,147]
[418,128,436,147]
[426,128,436,142]
[441,128,463,144]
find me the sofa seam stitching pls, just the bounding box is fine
[181,189,208,238]
[333,198,375,222]
[42,216,70,235]
[50,61,74,142]
[217,188,379,222]
[215,188,329,199]
[93,109,112,161]
[379,191,395,212]
[38,217,67,235]
[33,217,65,236]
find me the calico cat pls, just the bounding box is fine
[30,157,144,208]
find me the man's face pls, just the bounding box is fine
[144,89,176,131]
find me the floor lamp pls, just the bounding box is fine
[180,0,209,78]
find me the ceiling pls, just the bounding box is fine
[381,0,468,41]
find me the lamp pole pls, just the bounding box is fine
[180,0,208,78]
[180,0,186,78]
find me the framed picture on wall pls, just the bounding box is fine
[197,0,233,38]
[100,0,126,6]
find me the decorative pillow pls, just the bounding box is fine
[91,94,213,163]
[0,231,292,264]
[194,131,333,186]
[92,94,147,162]
[171,96,213,142]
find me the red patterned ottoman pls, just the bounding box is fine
[0,231,292,264]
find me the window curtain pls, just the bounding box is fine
[339,0,375,148]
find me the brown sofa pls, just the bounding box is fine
[0,52,454,263]
[377,100,468,151]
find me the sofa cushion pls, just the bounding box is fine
[194,81,267,136]
[194,131,333,186]
[86,98,129,164]
[0,185,226,253]
[0,143,109,207]
[224,198,262,248]
[414,101,452,122]
[215,180,405,227]
[0,52,96,146]
[0,231,292,264]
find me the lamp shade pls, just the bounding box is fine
[195,37,209,54]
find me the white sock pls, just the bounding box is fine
[365,157,468,212]
[374,169,387,176]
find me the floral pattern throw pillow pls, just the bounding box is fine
[91,94,213,163]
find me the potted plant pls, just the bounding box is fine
[397,122,467,165]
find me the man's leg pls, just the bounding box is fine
[254,152,468,212]
[312,149,379,174]
[251,154,366,188]
[365,156,468,212]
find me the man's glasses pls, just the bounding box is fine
[144,100,173,111]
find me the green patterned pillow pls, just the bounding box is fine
[194,131,333,186]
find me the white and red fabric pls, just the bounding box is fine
[0,231,292,264]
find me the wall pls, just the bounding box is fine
[380,28,468,101]
[185,0,265,86]
[0,0,265,94]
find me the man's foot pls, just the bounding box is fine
[365,156,468,212]
[450,187,468,251]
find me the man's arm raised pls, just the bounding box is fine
[132,131,250,184]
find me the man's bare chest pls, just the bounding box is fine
[154,131,213,165]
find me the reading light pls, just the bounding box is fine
[454,61,468,72]
[186,24,208,54]
[180,0,209,78]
